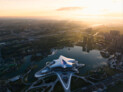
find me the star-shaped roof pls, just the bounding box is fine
[50,55,75,69]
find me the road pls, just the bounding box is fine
[75,73,123,92]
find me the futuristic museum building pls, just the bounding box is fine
[35,55,85,91]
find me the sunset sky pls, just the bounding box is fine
[0,0,123,20]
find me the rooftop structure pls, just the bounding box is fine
[35,55,85,91]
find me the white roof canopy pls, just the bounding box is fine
[50,55,75,68]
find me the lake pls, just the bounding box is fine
[2,45,107,82]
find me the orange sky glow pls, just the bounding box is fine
[0,0,123,21]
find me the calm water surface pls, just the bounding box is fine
[4,46,107,81]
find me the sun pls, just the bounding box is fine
[69,0,123,16]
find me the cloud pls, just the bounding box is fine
[56,7,84,11]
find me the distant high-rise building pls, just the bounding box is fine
[110,30,120,36]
